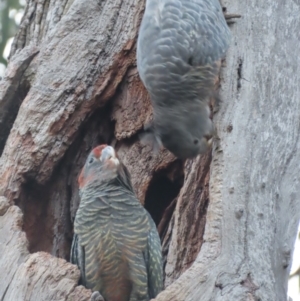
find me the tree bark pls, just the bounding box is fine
[0,0,299,300]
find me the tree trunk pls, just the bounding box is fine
[0,0,299,300]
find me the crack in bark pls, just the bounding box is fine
[0,268,18,301]
[0,46,39,155]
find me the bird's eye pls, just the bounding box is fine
[193,139,199,145]
[88,157,94,164]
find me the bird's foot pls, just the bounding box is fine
[91,291,105,301]
[210,91,222,114]
[207,137,213,148]
[225,13,241,25]
[139,122,162,154]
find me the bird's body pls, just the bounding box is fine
[71,145,163,301]
[137,0,231,158]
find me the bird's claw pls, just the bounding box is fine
[139,123,162,154]
[225,13,242,20]
[91,291,105,301]
[224,13,241,25]
[207,137,213,147]
[210,91,222,114]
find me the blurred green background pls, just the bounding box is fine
[0,0,25,76]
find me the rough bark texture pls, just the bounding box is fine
[154,0,300,300]
[0,0,299,300]
[0,197,91,301]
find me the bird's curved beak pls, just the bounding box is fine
[100,146,119,166]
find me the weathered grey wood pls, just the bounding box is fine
[164,153,211,287]
[152,0,300,300]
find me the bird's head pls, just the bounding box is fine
[159,125,213,159]
[140,109,214,159]
[78,145,133,191]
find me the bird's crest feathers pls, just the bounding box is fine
[79,144,108,188]
[78,145,129,190]
[92,144,107,159]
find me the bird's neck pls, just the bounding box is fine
[79,181,139,209]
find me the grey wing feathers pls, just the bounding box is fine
[71,233,87,286]
[185,0,231,65]
[137,0,230,85]
[145,213,164,298]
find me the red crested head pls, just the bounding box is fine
[92,144,107,159]
[78,145,120,189]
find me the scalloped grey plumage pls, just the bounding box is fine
[137,0,231,159]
